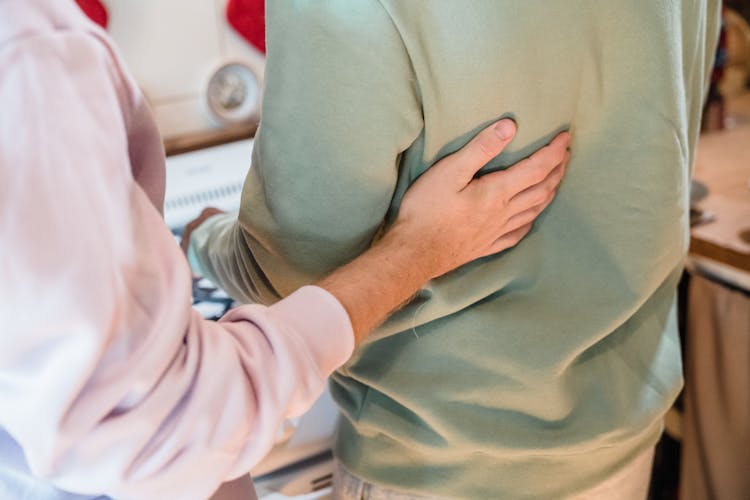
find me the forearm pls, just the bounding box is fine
[3,288,353,498]
[189,213,282,305]
[317,224,433,345]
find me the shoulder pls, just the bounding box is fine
[0,0,140,128]
[0,0,99,49]
[0,0,119,88]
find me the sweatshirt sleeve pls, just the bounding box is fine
[188,0,423,305]
[0,29,353,500]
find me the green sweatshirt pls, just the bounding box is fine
[190,1,720,497]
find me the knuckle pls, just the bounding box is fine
[477,137,500,159]
[553,164,565,182]
[550,174,564,191]
[526,210,538,224]
[515,212,531,229]
[500,187,514,208]
[538,142,565,168]
[537,186,555,205]
[529,190,546,207]
[488,181,510,206]
[476,127,505,158]
[544,179,557,196]
[531,165,548,185]
[553,144,567,164]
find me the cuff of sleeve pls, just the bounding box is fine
[187,213,232,278]
[268,286,355,377]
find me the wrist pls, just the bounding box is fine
[317,223,437,345]
[379,220,447,281]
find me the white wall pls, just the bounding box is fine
[107,0,265,140]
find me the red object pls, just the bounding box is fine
[226,0,266,54]
[75,0,108,29]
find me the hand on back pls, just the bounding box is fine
[393,119,570,279]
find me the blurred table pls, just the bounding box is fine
[689,125,750,273]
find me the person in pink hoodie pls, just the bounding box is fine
[0,1,569,498]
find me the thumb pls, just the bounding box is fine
[445,119,517,188]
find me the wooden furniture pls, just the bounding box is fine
[164,125,257,157]
[690,125,750,273]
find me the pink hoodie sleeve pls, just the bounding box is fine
[0,16,353,500]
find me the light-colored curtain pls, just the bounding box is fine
[681,271,750,500]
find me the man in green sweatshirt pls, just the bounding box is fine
[188,1,720,498]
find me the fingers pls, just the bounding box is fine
[474,143,571,260]
[481,223,534,257]
[482,182,557,259]
[494,130,570,197]
[442,119,517,188]
[180,221,197,255]
[503,203,548,235]
[180,207,225,256]
[507,150,569,214]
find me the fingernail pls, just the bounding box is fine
[494,119,515,140]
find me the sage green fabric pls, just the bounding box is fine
[190,1,720,497]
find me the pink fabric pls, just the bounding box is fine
[0,1,354,499]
